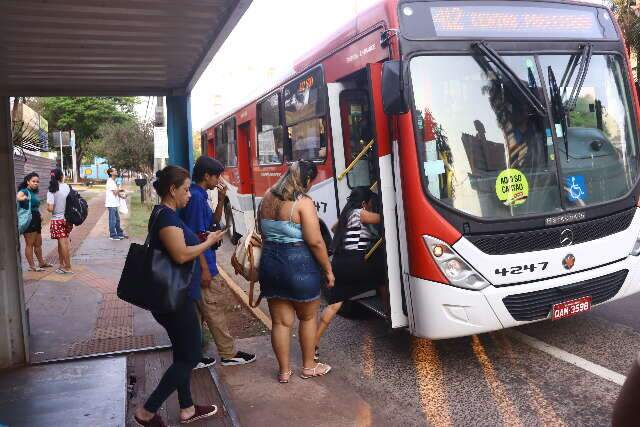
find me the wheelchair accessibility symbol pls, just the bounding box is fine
[566,175,587,202]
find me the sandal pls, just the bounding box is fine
[300,363,331,379]
[55,268,73,275]
[278,370,292,383]
[40,263,53,268]
[29,266,44,272]
[180,404,217,424]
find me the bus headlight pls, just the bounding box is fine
[424,235,490,290]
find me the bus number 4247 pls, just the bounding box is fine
[495,262,549,276]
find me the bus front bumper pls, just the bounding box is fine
[408,255,640,340]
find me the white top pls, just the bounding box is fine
[105,178,120,208]
[46,183,70,220]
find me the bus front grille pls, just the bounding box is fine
[503,270,628,322]
[467,208,635,255]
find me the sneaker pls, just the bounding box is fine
[194,357,216,369]
[220,351,256,366]
[109,236,123,241]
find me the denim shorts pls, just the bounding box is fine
[259,241,322,302]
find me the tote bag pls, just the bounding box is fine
[117,208,194,313]
[17,193,32,235]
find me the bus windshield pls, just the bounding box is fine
[410,54,639,220]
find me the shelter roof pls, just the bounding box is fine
[0,0,251,96]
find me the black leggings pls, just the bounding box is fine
[144,300,202,412]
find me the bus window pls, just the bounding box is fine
[288,118,327,161]
[257,93,284,165]
[283,66,327,162]
[214,125,226,165]
[340,90,374,188]
[215,120,238,167]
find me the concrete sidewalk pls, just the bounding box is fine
[24,193,168,363]
[215,242,412,426]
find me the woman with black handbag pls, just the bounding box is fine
[134,166,225,427]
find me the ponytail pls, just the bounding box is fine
[48,168,63,193]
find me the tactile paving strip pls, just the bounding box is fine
[67,335,155,357]
[94,326,134,340]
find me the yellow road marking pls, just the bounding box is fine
[411,337,452,427]
[361,334,375,379]
[471,335,523,427]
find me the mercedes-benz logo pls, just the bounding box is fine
[560,229,574,247]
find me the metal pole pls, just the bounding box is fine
[59,130,64,173]
[71,132,77,183]
[0,96,29,367]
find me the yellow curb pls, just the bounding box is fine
[217,264,272,331]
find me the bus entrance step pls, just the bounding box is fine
[356,296,388,319]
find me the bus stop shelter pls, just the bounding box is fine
[0,0,251,368]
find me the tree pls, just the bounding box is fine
[95,121,154,176]
[610,0,640,81]
[39,97,137,177]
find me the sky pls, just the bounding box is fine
[189,0,382,130]
[135,0,610,129]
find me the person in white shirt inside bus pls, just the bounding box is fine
[106,167,127,240]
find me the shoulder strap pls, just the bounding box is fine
[289,198,299,222]
[144,206,166,247]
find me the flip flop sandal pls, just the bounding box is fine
[29,267,44,272]
[278,370,292,383]
[55,268,73,275]
[40,263,53,268]
[300,363,331,379]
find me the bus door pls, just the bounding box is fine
[366,63,408,329]
[228,121,254,242]
[327,64,409,328]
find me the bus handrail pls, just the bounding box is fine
[337,139,375,181]
[365,237,384,261]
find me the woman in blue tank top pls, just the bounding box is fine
[258,161,334,383]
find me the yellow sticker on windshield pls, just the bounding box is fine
[496,169,529,206]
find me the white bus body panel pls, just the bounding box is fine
[408,209,640,339]
[453,209,640,286]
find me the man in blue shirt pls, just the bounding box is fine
[181,156,256,367]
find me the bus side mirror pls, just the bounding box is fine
[382,60,409,115]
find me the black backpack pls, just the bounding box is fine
[65,186,89,226]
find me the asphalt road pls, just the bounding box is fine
[217,242,638,426]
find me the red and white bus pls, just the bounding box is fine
[201,0,640,339]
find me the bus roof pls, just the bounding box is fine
[201,0,612,131]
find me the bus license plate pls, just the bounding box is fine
[552,296,592,320]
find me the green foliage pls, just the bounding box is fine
[95,121,154,174]
[610,1,640,79]
[39,97,138,167]
[126,190,154,239]
[569,95,598,128]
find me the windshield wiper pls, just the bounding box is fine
[547,44,593,162]
[473,41,547,116]
[548,66,570,161]
[562,44,593,112]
